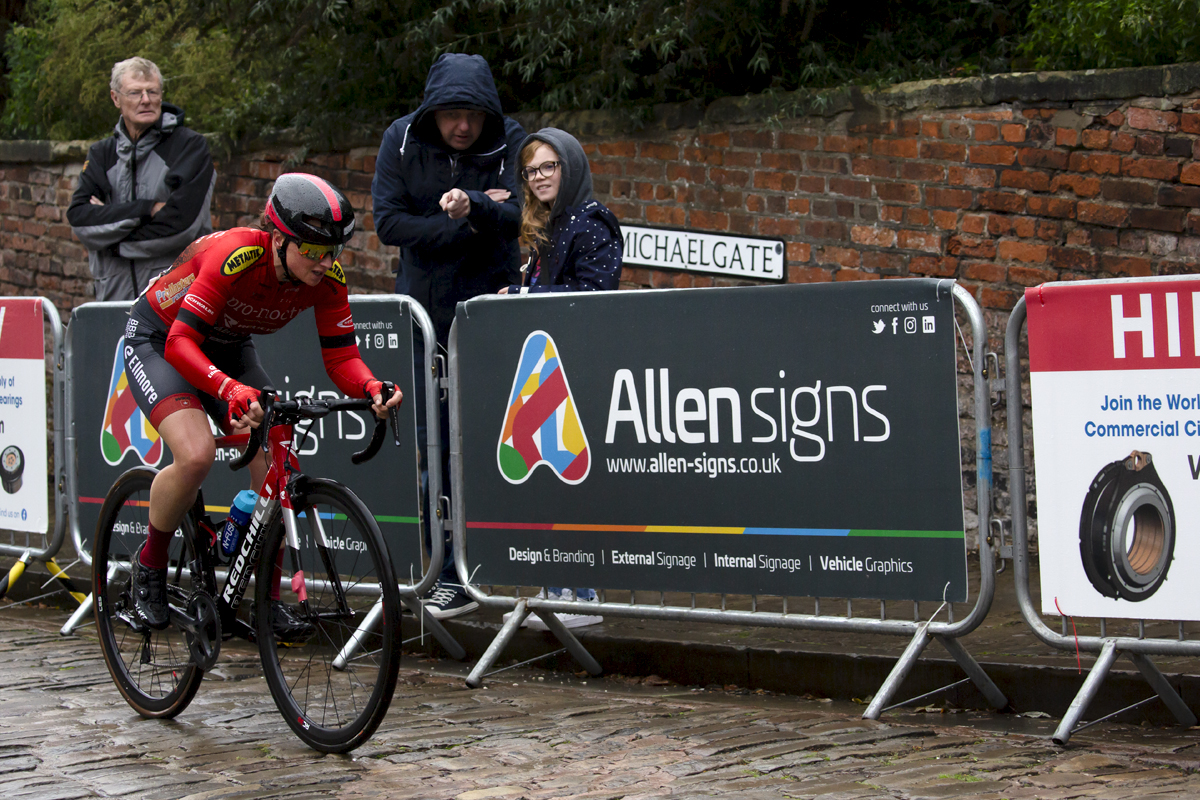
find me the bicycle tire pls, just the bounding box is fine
[93,467,204,718]
[255,477,402,752]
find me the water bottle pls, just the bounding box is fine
[220,490,257,559]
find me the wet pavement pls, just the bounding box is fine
[4,605,1200,799]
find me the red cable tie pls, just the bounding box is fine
[1054,596,1081,674]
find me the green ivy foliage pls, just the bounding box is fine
[1021,0,1200,70]
[1,0,256,139]
[5,0,1030,143]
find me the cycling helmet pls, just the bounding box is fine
[265,173,355,245]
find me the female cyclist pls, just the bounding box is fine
[121,173,402,638]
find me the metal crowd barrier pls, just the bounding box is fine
[0,297,76,604]
[1006,295,1200,745]
[58,296,463,661]
[448,279,1007,719]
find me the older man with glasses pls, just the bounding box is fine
[68,57,215,301]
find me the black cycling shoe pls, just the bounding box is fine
[131,546,170,630]
[266,601,316,643]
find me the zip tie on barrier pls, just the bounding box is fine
[1054,596,1082,674]
[411,564,424,646]
[923,581,952,633]
[953,314,974,373]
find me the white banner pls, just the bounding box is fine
[0,300,47,533]
[1028,275,1200,620]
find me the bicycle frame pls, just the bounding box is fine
[210,423,296,637]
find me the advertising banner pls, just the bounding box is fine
[1028,275,1200,620]
[70,299,423,576]
[0,299,48,533]
[456,280,968,601]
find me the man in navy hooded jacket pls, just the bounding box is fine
[372,53,525,618]
[373,53,525,345]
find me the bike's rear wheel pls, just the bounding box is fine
[256,478,402,752]
[92,467,204,718]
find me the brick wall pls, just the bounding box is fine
[4,64,1200,543]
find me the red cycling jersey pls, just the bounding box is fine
[143,227,373,399]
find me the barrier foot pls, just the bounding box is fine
[401,595,467,661]
[1053,638,1119,746]
[61,591,95,636]
[864,626,932,720]
[1129,652,1196,727]
[333,597,384,671]
[466,599,529,688]
[937,634,1008,710]
[535,610,602,678]
[63,562,119,636]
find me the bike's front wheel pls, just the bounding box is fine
[256,478,402,753]
[93,467,204,718]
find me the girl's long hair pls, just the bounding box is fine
[519,139,554,252]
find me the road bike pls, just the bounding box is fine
[91,387,403,753]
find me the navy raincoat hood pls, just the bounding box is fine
[410,54,508,155]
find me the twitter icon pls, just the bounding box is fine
[871,319,885,334]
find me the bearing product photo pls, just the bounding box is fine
[1078,450,1174,602]
[0,444,23,494]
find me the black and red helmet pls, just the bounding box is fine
[265,173,355,245]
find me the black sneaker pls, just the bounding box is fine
[268,601,316,643]
[423,580,478,620]
[131,546,170,630]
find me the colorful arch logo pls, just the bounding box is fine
[101,338,163,467]
[497,331,589,484]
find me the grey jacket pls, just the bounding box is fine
[68,104,215,301]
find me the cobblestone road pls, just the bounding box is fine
[4,607,1200,799]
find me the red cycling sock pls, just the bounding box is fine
[140,523,174,570]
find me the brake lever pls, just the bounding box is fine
[383,380,402,446]
[228,385,275,472]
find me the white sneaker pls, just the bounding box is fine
[503,589,603,631]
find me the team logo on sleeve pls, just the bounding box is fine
[497,331,590,484]
[325,261,347,285]
[221,245,264,276]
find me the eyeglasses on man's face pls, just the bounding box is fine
[521,161,560,181]
[118,88,162,101]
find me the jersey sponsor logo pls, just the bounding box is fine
[183,294,216,318]
[325,261,346,285]
[221,245,265,276]
[154,273,196,309]
[337,314,354,329]
[101,338,163,467]
[497,331,590,485]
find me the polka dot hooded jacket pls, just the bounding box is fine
[516,128,622,293]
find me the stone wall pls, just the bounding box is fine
[5,63,1200,543]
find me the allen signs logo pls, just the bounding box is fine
[101,338,163,466]
[497,331,589,484]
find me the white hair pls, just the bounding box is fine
[110,57,163,93]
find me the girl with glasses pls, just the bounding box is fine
[500,128,622,295]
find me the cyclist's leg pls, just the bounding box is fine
[123,325,214,627]
[148,409,215,535]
